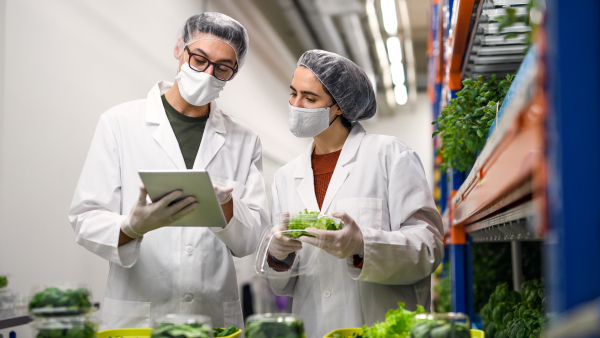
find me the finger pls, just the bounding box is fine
[165,196,197,215]
[298,235,321,247]
[138,185,148,205]
[215,185,234,194]
[270,241,302,253]
[331,211,352,224]
[303,227,331,239]
[170,202,199,221]
[155,190,184,208]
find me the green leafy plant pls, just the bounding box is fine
[245,317,305,338]
[434,264,451,313]
[286,209,342,238]
[36,320,95,338]
[29,287,92,315]
[151,323,211,338]
[432,74,514,172]
[0,276,7,289]
[214,326,239,337]
[496,0,542,51]
[409,320,470,338]
[481,280,546,338]
[359,302,426,338]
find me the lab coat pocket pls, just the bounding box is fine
[100,297,151,330]
[212,176,246,199]
[223,299,243,330]
[334,198,383,230]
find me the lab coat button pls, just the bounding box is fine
[186,245,194,254]
[184,294,193,302]
[324,290,331,298]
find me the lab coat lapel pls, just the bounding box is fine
[320,123,366,214]
[294,142,320,212]
[146,81,187,170]
[193,102,225,170]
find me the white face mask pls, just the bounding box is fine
[175,62,226,106]
[288,103,339,138]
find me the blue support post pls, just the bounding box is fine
[450,244,467,313]
[546,0,600,317]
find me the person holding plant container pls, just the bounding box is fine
[265,50,444,338]
[69,13,268,331]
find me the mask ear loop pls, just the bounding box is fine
[329,114,340,126]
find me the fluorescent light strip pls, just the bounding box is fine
[397,0,417,103]
[367,0,396,108]
[386,37,403,63]
[380,0,398,35]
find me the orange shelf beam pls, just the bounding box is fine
[446,0,477,90]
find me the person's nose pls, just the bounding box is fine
[203,64,214,76]
[290,96,304,108]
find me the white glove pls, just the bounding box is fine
[299,211,364,259]
[268,212,303,261]
[213,181,233,205]
[121,185,198,239]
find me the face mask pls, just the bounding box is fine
[288,103,339,138]
[175,62,226,106]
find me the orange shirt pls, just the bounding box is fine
[311,149,342,209]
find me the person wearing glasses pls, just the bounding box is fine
[265,50,444,337]
[69,13,268,330]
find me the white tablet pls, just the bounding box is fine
[138,170,227,228]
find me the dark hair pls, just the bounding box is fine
[322,83,353,131]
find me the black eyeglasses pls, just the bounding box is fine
[185,46,238,81]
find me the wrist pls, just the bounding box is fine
[120,217,143,239]
[219,193,232,205]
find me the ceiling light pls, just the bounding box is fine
[386,37,403,63]
[380,0,398,35]
[394,84,408,105]
[390,63,405,85]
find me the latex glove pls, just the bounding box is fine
[121,185,198,239]
[299,211,364,259]
[213,181,234,205]
[268,212,303,261]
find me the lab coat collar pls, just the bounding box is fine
[293,123,366,179]
[294,123,366,213]
[145,81,227,170]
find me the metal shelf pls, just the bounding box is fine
[0,309,31,330]
[466,200,542,242]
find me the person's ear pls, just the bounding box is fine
[334,104,343,115]
[174,37,184,60]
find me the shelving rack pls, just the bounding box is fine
[428,0,600,333]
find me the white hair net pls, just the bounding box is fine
[297,50,377,121]
[177,13,249,68]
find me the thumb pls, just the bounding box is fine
[138,185,148,205]
[331,211,352,225]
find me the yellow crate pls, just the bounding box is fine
[97,328,153,338]
[323,328,485,338]
[97,328,242,338]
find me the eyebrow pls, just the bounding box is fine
[290,85,321,97]
[192,47,235,65]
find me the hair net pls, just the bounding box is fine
[177,13,249,68]
[297,50,377,121]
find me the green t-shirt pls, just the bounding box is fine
[161,94,209,169]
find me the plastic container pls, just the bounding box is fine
[254,212,343,279]
[410,312,471,338]
[245,313,305,338]
[31,316,97,338]
[152,314,213,338]
[97,327,241,338]
[0,289,16,310]
[29,284,93,316]
[323,328,485,338]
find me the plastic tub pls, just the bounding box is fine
[31,316,97,338]
[245,313,305,338]
[410,312,471,338]
[97,328,242,338]
[152,314,213,338]
[29,284,93,316]
[323,328,485,337]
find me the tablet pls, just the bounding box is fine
[138,170,227,228]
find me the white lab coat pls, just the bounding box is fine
[268,123,444,338]
[69,81,269,331]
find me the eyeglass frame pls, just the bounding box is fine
[184,46,238,81]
